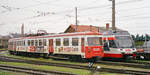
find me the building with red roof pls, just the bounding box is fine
[64,24,122,33]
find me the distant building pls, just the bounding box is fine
[0,38,9,49]
[64,24,123,33]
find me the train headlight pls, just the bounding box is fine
[133,48,136,51]
[88,48,91,50]
[88,48,91,53]
[121,52,125,54]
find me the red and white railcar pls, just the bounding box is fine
[8,32,104,61]
[102,30,136,59]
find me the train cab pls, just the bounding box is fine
[102,30,136,59]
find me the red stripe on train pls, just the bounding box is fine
[104,53,123,58]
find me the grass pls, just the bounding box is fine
[128,59,150,64]
[5,54,150,72]
[0,61,90,75]
[0,70,27,75]
[0,48,7,50]
[135,41,144,46]
[0,61,130,75]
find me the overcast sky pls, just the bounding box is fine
[0,0,149,35]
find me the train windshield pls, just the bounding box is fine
[87,37,102,46]
[115,36,134,48]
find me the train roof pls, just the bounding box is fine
[9,31,102,41]
[102,30,130,36]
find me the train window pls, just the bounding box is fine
[16,41,18,46]
[63,38,69,46]
[24,41,25,46]
[109,40,117,48]
[43,39,47,46]
[28,40,30,46]
[35,40,38,46]
[18,41,20,46]
[39,39,42,46]
[21,41,23,46]
[56,39,61,46]
[19,41,22,46]
[16,41,19,46]
[72,38,78,46]
[87,37,102,46]
[20,41,23,46]
[31,40,34,46]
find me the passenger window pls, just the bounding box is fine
[31,40,34,46]
[28,40,30,46]
[72,38,78,46]
[63,38,69,46]
[24,41,25,46]
[43,39,47,46]
[39,40,42,46]
[16,41,18,46]
[35,40,38,46]
[56,39,61,46]
[21,41,23,46]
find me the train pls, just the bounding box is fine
[8,32,105,62]
[102,30,137,59]
[8,30,137,61]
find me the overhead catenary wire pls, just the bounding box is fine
[0,0,149,26]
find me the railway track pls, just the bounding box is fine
[0,55,150,75]
[1,55,150,69]
[0,64,76,75]
[99,60,150,69]
[0,50,7,52]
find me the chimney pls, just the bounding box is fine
[97,27,99,32]
[106,23,109,31]
[90,25,92,31]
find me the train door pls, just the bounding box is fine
[13,41,16,51]
[85,37,104,59]
[103,37,110,51]
[81,38,85,53]
[49,39,54,53]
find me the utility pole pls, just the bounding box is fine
[145,34,147,51]
[112,0,116,31]
[75,7,78,32]
[109,0,116,31]
[21,23,24,37]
